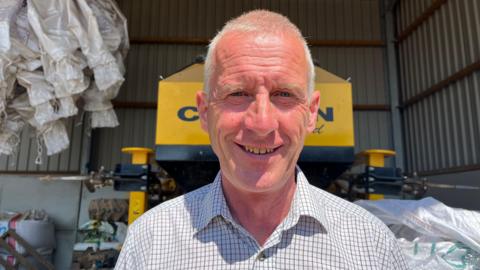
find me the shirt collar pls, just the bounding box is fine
[194,167,327,232]
[285,167,328,230]
[195,171,234,231]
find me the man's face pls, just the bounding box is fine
[197,31,320,194]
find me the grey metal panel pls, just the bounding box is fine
[396,0,480,173]
[115,44,205,103]
[92,109,156,170]
[311,47,388,105]
[353,111,395,167]
[403,108,412,171]
[470,72,480,164]
[398,0,480,100]
[424,169,480,211]
[116,0,383,40]
[403,74,480,173]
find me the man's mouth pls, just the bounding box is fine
[237,144,280,155]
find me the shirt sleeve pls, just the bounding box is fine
[114,224,139,270]
[387,234,411,270]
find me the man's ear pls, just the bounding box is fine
[307,90,320,133]
[196,91,209,132]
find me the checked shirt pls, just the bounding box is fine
[115,168,409,269]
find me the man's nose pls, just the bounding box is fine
[244,93,279,136]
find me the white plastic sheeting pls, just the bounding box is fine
[356,197,480,269]
[0,0,128,162]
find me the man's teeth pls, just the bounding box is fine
[244,146,274,155]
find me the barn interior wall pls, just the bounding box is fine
[396,0,480,174]
[0,1,419,268]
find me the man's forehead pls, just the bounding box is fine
[214,31,304,60]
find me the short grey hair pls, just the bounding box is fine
[204,10,315,98]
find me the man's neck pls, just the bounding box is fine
[221,175,297,246]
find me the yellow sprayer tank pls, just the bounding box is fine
[156,60,354,191]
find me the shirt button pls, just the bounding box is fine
[257,252,266,261]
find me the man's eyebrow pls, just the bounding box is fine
[277,83,306,95]
[217,84,246,92]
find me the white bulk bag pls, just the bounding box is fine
[27,0,88,96]
[68,0,123,92]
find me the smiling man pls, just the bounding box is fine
[115,10,409,270]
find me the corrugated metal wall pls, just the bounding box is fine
[92,0,395,169]
[396,0,480,174]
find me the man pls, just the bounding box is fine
[115,10,409,269]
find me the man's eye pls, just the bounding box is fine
[273,91,292,97]
[229,91,249,97]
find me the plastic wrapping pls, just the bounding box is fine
[356,197,480,269]
[8,93,70,157]
[82,80,118,128]
[67,0,124,92]
[87,0,129,57]
[26,0,78,61]
[38,120,69,156]
[8,92,39,127]
[28,0,88,96]
[90,109,118,128]
[82,84,114,111]
[33,96,78,126]
[40,51,89,97]
[0,59,17,100]
[0,0,22,122]
[11,4,41,67]
[0,0,23,54]
[398,239,480,270]
[0,0,128,162]
[0,111,24,155]
[16,70,54,106]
